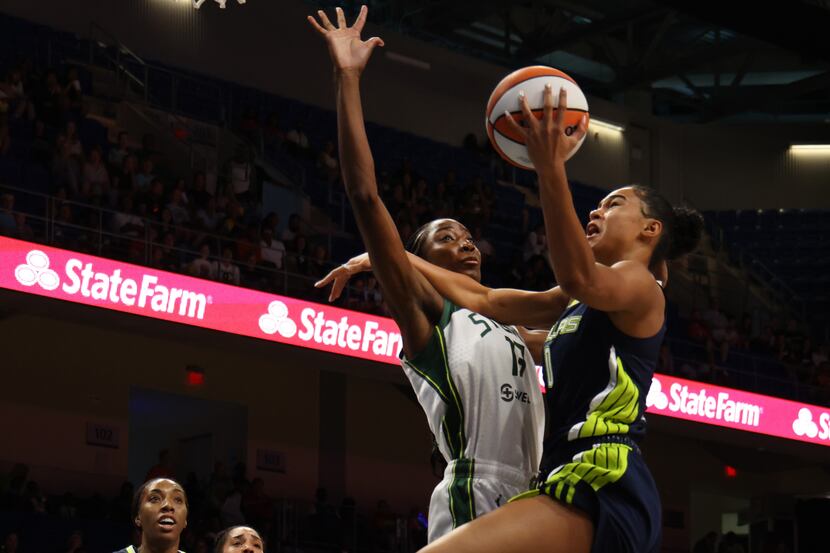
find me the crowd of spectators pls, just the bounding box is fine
[0,460,427,553]
[658,297,830,405]
[3,58,827,406]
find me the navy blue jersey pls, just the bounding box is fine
[540,293,665,473]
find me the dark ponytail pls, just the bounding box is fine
[631,185,703,264]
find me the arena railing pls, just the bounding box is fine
[0,183,355,306]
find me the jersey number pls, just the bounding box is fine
[504,337,527,377]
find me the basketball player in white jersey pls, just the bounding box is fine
[308,6,544,541]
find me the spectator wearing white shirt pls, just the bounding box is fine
[108,131,130,167]
[523,223,546,261]
[260,227,286,270]
[216,246,241,286]
[112,194,144,237]
[189,243,216,280]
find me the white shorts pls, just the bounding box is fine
[427,458,535,542]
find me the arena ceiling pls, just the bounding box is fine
[312,0,830,124]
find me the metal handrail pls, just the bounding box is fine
[0,183,341,289]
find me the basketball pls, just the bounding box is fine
[485,65,590,170]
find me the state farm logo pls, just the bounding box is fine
[646,377,761,427]
[258,300,297,338]
[646,378,669,410]
[15,250,60,290]
[792,407,830,440]
[12,248,208,320]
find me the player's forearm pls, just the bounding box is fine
[536,161,597,293]
[335,71,378,203]
[406,252,489,311]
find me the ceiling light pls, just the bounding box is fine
[591,117,625,132]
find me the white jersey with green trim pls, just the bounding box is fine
[401,299,544,489]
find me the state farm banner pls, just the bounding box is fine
[0,236,403,364]
[2,236,829,447]
[645,373,830,447]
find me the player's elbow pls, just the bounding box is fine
[345,186,379,206]
[557,274,592,299]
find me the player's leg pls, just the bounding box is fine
[419,495,593,553]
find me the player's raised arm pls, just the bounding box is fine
[308,6,443,356]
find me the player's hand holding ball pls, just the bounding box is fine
[505,84,588,176]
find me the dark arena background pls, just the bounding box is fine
[1,1,829,552]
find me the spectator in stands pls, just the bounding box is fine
[657,343,674,375]
[1,532,19,553]
[135,158,156,193]
[241,478,272,531]
[0,194,16,236]
[472,225,494,262]
[694,531,719,553]
[308,243,329,278]
[53,203,84,249]
[263,112,285,150]
[117,478,188,553]
[687,309,710,343]
[190,171,212,210]
[112,154,138,195]
[144,179,167,220]
[289,235,310,274]
[0,113,10,157]
[239,107,259,142]
[228,146,253,200]
[113,194,144,238]
[52,134,81,195]
[363,275,383,314]
[146,450,175,482]
[216,246,241,286]
[64,67,83,114]
[259,227,286,270]
[317,140,340,183]
[189,243,216,280]
[195,197,222,232]
[30,119,51,166]
[431,179,454,219]
[522,223,546,261]
[14,213,34,242]
[285,122,311,157]
[81,146,110,203]
[109,131,131,167]
[37,70,64,127]
[65,120,83,159]
[63,530,85,553]
[23,481,46,513]
[214,526,265,553]
[167,188,190,226]
[281,213,302,246]
[110,482,134,524]
[372,500,397,552]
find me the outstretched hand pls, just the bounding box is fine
[504,84,588,174]
[314,252,373,302]
[307,5,385,75]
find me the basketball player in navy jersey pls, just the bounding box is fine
[213,527,265,553]
[315,8,703,551]
[114,478,188,553]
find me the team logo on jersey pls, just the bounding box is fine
[500,383,530,404]
[646,378,669,410]
[15,250,60,290]
[258,300,298,338]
